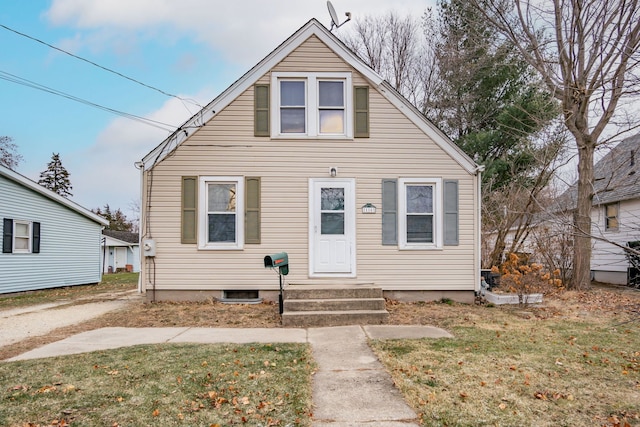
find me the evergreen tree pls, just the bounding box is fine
[38,153,73,197]
[93,204,134,231]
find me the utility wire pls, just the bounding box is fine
[0,23,204,110]
[0,69,177,132]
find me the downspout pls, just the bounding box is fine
[134,161,144,294]
[474,165,485,293]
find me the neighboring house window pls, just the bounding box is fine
[271,72,352,138]
[2,218,40,254]
[198,177,244,250]
[398,178,443,249]
[605,203,619,231]
[13,221,31,253]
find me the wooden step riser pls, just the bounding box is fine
[284,298,386,312]
[282,311,389,328]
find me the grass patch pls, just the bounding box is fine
[372,314,640,427]
[0,342,314,426]
[0,273,138,309]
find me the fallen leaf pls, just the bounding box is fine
[534,391,548,400]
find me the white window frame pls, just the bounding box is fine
[399,178,443,250]
[271,72,353,139]
[605,202,619,231]
[13,220,32,253]
[198,176,244,250]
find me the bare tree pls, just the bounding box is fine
[470,0,640,289]
[0,136,23,170]
[342,12,423,102]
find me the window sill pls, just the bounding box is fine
[398,245,443,251]
[198,244,244,251]
[270,134,354,141]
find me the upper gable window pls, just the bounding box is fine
[272,72,352,138]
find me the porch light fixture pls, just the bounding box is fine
[330,167,337,177]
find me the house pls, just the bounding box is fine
[0,164,109,294]
[102,230,140,273]
[138,19,483,303]
[587,134,640,284]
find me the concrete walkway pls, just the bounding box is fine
[6,324,452,426]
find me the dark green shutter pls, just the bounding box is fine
[245,177,261,244]
[382,179,397,245]
[181,176,197,244]
[32,222,41,253]
[354,86,369,138]
[3,218,12,253]
[254,84,270,137]
[443,179,459,245]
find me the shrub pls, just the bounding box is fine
[492,253,563,303]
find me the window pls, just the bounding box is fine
[2,218,40,254]
[272,72,352,138]
[198,177,244,249]
[398,178,443,249]
[605,203,619,231]
[14,221,31,252]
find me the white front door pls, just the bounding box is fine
[310,179,356,276]
[115,247,127,270]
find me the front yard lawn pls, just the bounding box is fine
[0,342,314,426]
[375,295,640,427]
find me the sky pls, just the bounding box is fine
[0,0,432,219]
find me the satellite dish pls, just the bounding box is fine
[327,1,351,31]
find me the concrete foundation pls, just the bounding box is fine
[383,290,475,304]
[592,270,627,285]
[146,289,476,304]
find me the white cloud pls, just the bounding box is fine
[42,0,433,213]
[67,89,212,213]
[46,0,433,66]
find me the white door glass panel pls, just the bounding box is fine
[320,188,345,235]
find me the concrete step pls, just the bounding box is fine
[282,310,389,328]
[284,297,386,312]
[284,286,383,300]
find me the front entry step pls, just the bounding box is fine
[282,286,389,327]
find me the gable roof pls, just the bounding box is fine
[103,229,139,244]
[0,164,109,226]
[141,18,480,175]
[556,133,640,210]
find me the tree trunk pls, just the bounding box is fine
[571,138,595,289]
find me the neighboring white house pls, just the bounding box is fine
[587,134,640,284]
[102,230,140,274]
[0,164,109,294]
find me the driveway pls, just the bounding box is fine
[0,290,141,348]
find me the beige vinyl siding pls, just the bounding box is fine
[141,36,477,292]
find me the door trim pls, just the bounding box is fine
[308,178,357,278]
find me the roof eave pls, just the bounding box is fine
[0,165,109,226]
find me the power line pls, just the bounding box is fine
[0,69,177,132]
[0,23,204,110]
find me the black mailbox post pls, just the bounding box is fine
[264,252,289,314]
